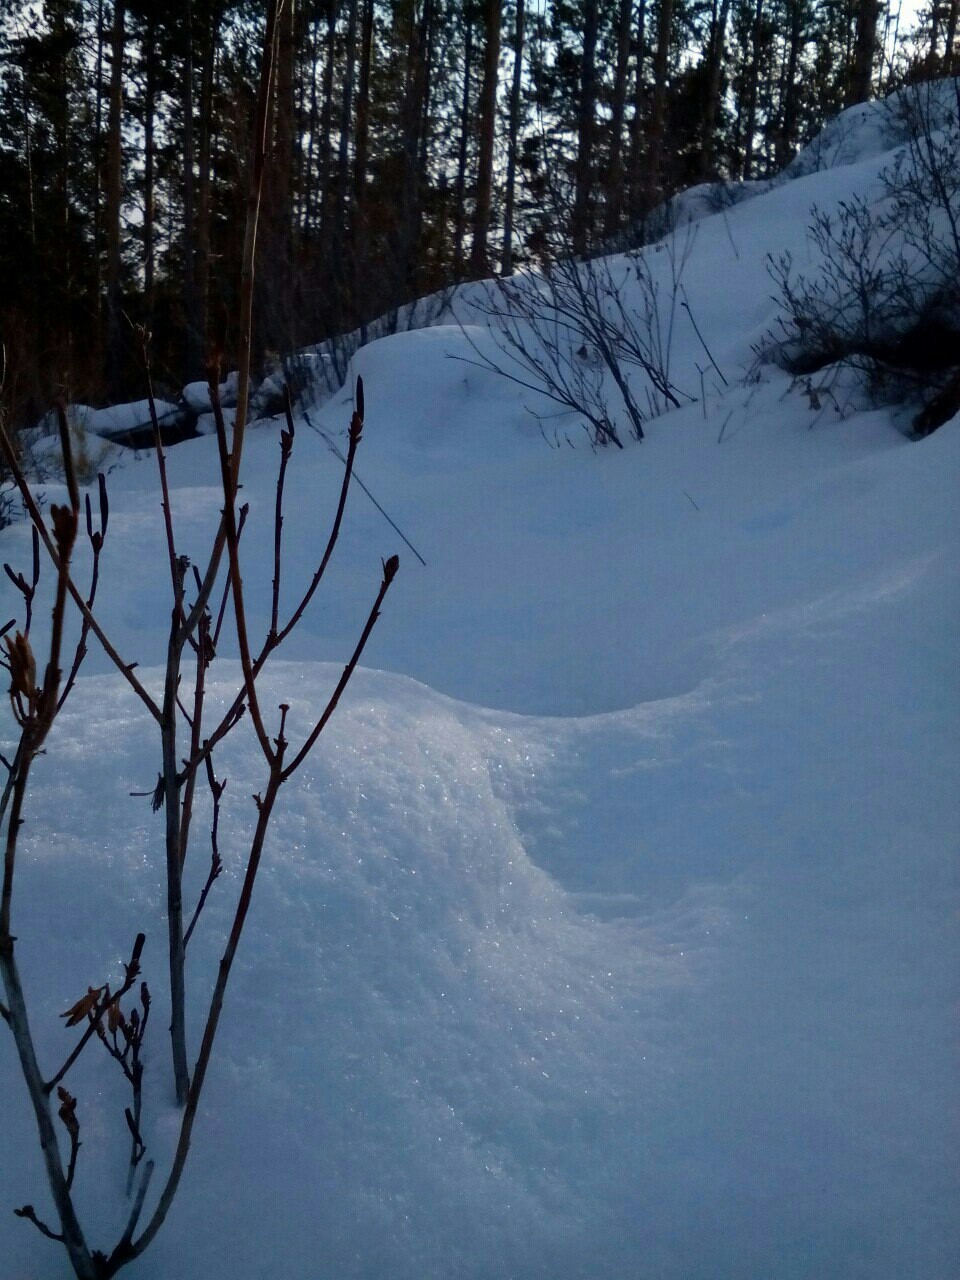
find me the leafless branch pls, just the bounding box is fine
[14,1205,64,1242]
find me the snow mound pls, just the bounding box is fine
[183,371,239,413]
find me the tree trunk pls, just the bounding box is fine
[143,14,157,329]
[183,0,201,380]
[470,0,501,275]
[776,0,804,168]
[317,2,338,236]
[105,0,126,401]
[454,12,474,274]
[572,0,599,254]
[268,0,296,352]
[604,0,633,235]
[627,0,647,215]
[93,0,105,333]
[848,0,880,104]
[645,0,674,210]
[741,0,764,180]
[946,0,959,61]
[699,0,732,177]
[196,3,220,358]
[337,0,359,225]
[354,0,374,232]
[501,0,526,273]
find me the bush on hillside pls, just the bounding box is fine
[765,79,960,436]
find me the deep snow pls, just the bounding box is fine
[1,86,958,1279]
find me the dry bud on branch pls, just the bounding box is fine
[60,988,105,1029]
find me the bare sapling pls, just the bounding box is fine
[0,0,402,1275]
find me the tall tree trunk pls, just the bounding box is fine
[317,2,338,236]
[571,0,599,254]
[93,0,105,332]
[335,0,359,313]
[397,0,433,294]
[927,0,941,66]
[183,0,201,380]
[501,0,526,273]
[604,0,633,235]
[143,15,157,329]
[946,0,959,60]
[268,0,296,352]
[699,0,732,177]
[337,0,358,223]
[741,0,764,180]
[627,0,647,214]
[353,0,374,232]
[418,0,437,179]
[350,0,374,325]
[645,0,674,210]
[300,18,319,239]
[470,0,501,275]
[776,0,803,168]
[454,11,474,274]
[196,3,220,357]
[331,0,358,319]
[848,0,880,104]
[105,0,126,401]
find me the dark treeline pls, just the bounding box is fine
[0,0,956,420]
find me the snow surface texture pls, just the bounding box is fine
[1,90,958,1279]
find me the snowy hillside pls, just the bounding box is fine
[1,89,958,1279]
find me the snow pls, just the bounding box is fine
[1,88,958,1279]
[183,371,239,413]
[194,406,237,436]
[83,399,181,440]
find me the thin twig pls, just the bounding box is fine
[275,385,363,644]
[302,410,427,566]
[141,332,184,613]
[681,287,729,386]
[118,1160,155,1251]
[271,387,296,637]
[0,418,160,724]
[14,1205,64,1242]
[183,765,224,950]
[209,378,274,764]
[46,934,146,1093]
[282,555,399,781]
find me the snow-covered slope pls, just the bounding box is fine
[1,91,958,1279]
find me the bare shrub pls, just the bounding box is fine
[764,79,960,435]
[458,223,695,448]
[0,4,401,1276]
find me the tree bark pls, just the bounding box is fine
[699,0,732,178]
[645,0,674,209]
[848,0,880,105]
[470,0,501,275]
[196,2,220,358]
[946,0,959,59]
[183,0,201,380]
[317,1,338,236]
[501,0,526,273]
[143,14,156,329]
[627,0,647,214]
[741,0,764,180]
[776,0,804,169]
[571,0,599,254]
[105,0,126,401]
[454,11,474,274]
[604,0,633,235]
